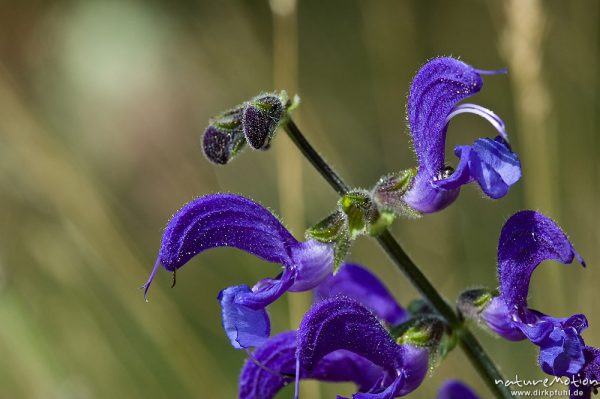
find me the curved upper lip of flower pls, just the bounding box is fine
[399,57,521,214]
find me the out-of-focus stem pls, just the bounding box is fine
[283,118,514,399]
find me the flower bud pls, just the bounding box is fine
[202,107,246,165]
[242,93,285,150]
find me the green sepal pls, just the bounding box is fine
[457,288,498,320]
[211,106,244,131]
[368,210,396,237]
[339,190,374,240]
[391,316,445,348]
[372,168,421,219]
[306,211,345,243]
[332,231,351,272]
[306,210,350,272]
[284,92,301,114]
[437,329,458,360]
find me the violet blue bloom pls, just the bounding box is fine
[297,296,429,399]
[437,380,480,399]
[142,193,334,349]
[470,211,587,377]
[400,57,521,214]
[238,263,427,399]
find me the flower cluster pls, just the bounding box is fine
[143,56,595,399]
[142,193,334,349]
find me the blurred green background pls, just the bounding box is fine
[0,0,598,398]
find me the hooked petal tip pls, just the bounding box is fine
[142,259,161,302]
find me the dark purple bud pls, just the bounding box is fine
[202,107,246,164]
[243,94,285,150]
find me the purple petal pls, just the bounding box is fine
[353,373,406,399]
[239,331,385,399]
[481,297,526,341]
[481,297,588,376]
[239,331,297,399]
[434,137,521,199]
[159,193,297,271]
[297,296,403,371]
[465,137,521,198]
[218,285,270,349]
[538,326,586,377]
[402,171,460,214]
[497,210,585,310]
[288,240,335,292]
[353,345,428,399]
[396,344,429,395]
[525,313,588,377]
[437,380,480,399]
[310,350,385,392]
[144,193,334,299]
[234,268,295,310]
[408,57,483,178]
[314,263,409,326]
[572,346,600,399]
[297,297,428,397]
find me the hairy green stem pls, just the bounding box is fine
[283,118,513,399]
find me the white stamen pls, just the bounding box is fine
[446,103,509,142]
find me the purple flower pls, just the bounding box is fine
[238,264,432,399]
[437,380,480,399]
[377,57,521,214]
[460,210,587,377]
[142,193,334,349]
[297,297,429,399]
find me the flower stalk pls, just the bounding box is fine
[283,117,514,399]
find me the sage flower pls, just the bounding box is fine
[297,296,430,398]
[460,210,587,377]
[143,193,333,349]
[239,264,434,399]
[375,57,521,214]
